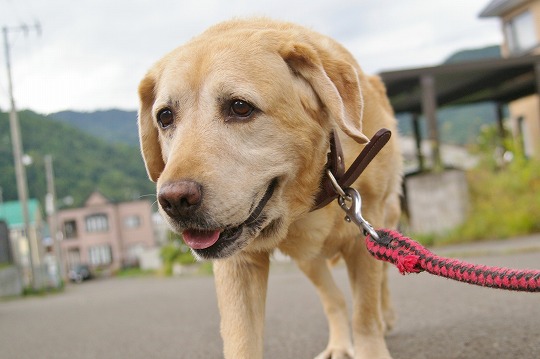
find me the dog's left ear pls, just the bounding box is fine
[138,72,165,182]
[279,42,369,144]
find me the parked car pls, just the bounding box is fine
[68,264,92,283]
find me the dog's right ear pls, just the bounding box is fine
[138,72,165,182]
[279,42,369,144]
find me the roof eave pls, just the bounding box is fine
[479,0,529,18]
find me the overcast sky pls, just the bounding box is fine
[0,0,501,114]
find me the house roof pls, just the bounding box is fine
[378,54,540,113]
[479,0,529,18]
[84,191,110,207]
[0,199,41,228]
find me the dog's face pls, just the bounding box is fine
[138,20,368,259]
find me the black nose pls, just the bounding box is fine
[158,180,203,219]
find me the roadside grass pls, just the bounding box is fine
[115,263,212,278]
[113,239,213,279]
[161,241,197,276]
[22,285,64,297]
[115,267,158,278]
[416,153,540,247]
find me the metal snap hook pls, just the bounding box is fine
[337,187,379,241]
[325,170,379,241]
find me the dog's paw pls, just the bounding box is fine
[314,347,354,359]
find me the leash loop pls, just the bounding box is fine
[365,229,540,292]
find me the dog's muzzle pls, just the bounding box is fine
[180,178,278,258]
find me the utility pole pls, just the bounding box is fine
[45,154,64,280]
[2,23,41,288]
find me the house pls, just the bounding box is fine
[374,2,540,233]
[56,191,157,273]
[0,199,46,286]
[480,0,540,158]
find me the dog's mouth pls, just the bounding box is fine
[182,178,278,258]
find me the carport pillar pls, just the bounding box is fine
[420,74,442,171]
[535,62,540,135]
[496,102,506,149]
[534,62,540,97]
[411,113,425,171]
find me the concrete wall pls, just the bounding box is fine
[0,266,23,297]
[138,247,162,271]
[406,169,469,234]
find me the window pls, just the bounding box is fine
[85,213,109,233]
[124,215,141,229]
[88,245,112,266]
[505,10,537,55]
[63,220,78,239]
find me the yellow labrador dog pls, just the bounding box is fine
[138,18,402,359]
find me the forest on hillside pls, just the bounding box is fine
[0,111,154,208]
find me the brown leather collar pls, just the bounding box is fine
[311,128,392,211]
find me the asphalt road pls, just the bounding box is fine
[1,235,539,359]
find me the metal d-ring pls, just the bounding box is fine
[326,169,347,198]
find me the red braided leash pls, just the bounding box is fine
[366,229,540,292]
[318,128,540,292]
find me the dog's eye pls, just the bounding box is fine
[157,108,174,128]
[229,100,254,118]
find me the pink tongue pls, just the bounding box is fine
[182,229,221,249]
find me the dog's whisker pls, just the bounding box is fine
[139,193,157,199]
[247,211,260,222]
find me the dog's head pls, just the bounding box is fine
[138,19,368,259]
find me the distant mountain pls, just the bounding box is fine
[443,45,501,64]
[396,102,503,146]
[48,109,139,147]
[0,110,154,208]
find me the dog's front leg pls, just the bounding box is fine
[297,257,354,359]
[213,252,270,359]
[342,236,392,359]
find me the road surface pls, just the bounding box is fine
[1,235,539,358]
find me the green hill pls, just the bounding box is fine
[48,109,139,147]
[397,102,503,146]
[443,45,501,64]
[0,110,154,208]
